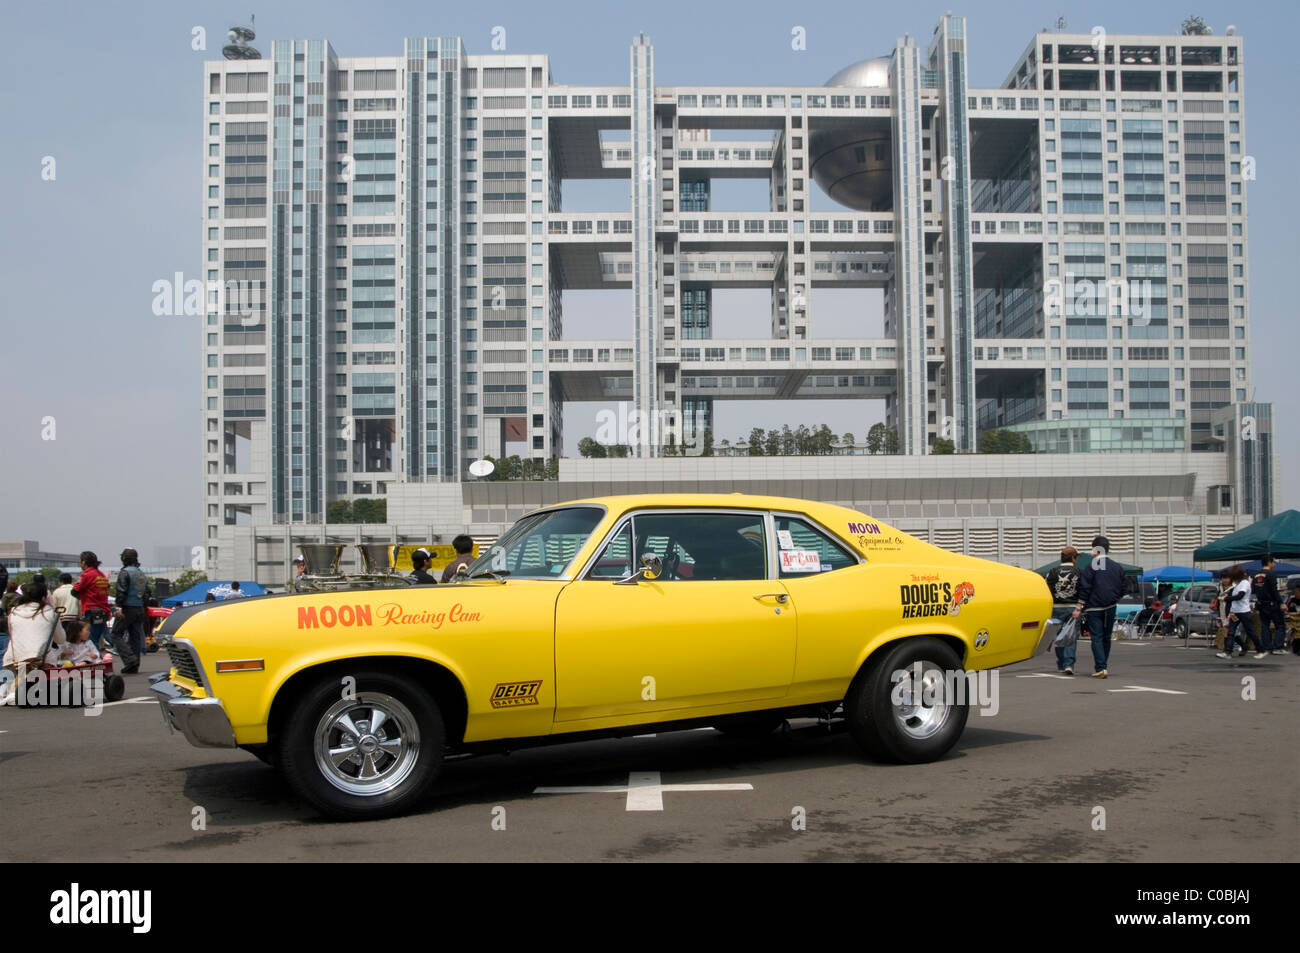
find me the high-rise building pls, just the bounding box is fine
[200,18,1266,573]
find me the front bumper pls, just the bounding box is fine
[149,672,237,748]
[1034,617,1063,656]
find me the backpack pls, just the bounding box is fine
[1051,565,1080,603]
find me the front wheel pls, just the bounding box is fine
[1174,620,1188,639]
[276,670,445,820]
[844,637,969,764]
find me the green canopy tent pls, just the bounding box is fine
[1192,509,1300,562]
[1033,556,1144,577]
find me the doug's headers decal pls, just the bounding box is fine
[899,578,976,618]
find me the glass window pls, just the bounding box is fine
[631,511,767,581]
[470,506,604,579]
[586,522,633,580]
[774,516,856,577]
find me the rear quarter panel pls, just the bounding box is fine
[787,505,1050,699]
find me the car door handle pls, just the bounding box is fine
[754,592,789,603]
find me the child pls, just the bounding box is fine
[58,620,101,666]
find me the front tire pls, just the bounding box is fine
[845,637,969,764]
[276,670,445,820]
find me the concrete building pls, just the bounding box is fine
[0,541,81,571]
[199,17,1272,580]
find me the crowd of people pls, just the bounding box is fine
[0,549,158,676]
[1044,543,1295,674]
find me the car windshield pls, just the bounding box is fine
[465,506,605,579]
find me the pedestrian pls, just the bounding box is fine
[1044,545,1082,674]
[2,574,63,671]
[204,592,217,603]
[110,548,151,674]
[224,581,246,600]
[57,619,101,665]
[289,555,307,592]
[0,562,8,656]
[51,572,81,642]
[407,549,438,585]
[1252,555,1287,656]
[71,552,111,654]
[1218,564,1264,659]
[1072,535,1127,679]
[440,535,476,583]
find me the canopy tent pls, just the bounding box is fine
[1193,509,1300,562]
[1139,566,1213,583]
[161,580,267,607]
[1033,556,1144,577]
[1208,558,1300,576]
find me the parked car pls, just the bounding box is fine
[1169,583,1222,638]
[151,494,1054,819]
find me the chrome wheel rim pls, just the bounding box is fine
[892,662,954,740]
[314,692,421,796]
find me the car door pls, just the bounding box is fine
[552,509,796,727]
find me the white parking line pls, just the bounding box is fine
[98,697,156,708]
[1016,673,1074,680]
[535,770,753,812]
[1107,685,1188,695]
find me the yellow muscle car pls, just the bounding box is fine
[151,494,1055,819]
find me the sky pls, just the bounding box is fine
[0,0,1296,564]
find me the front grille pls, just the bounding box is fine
[167,644,204,684]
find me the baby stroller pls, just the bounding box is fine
[1,608,125,707]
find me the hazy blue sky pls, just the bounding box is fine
[1,0,1295,563]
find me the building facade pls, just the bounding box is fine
[200,17,1268,575]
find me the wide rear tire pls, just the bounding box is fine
[845,637,970,764]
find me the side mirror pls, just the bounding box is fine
[639,553,663,580]
[614,553,663,585]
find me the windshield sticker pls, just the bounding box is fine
[780,550,821,573]
[777,529,795,550]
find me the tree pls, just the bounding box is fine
[608,444,630,458]
[577,437,606,459]
[842,432,855,450]
[764,429,781,456]
[701,428,714,457]
[352,498,387,523]
[1181,15,1211,35]
[664,433,678,457]
[932,437,956,454]
[814,424,835,455]
[883,427,900,454]
[544,456,559,480]
[326,500,353,523]
[174,569,207,592]
[747,427,766,456]
[866,422,886,455]
[780,424,796,456]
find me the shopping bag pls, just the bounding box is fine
[1053,616,1080,649]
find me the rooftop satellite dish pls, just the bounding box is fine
[223,16,261,60]
[1225,25,1236,35]
[468,459,494,478]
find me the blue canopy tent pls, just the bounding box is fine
[1139,566,1213,583]
[161,581,267,607]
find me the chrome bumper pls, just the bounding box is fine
[149,672,237,748]
[1034,618,1063,655]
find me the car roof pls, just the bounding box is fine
[532,493,878,528]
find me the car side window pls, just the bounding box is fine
[632,512,767,581]
[587,522,633,580]
[774,516,857,578]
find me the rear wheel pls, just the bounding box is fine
[276,670,444,820]
[845,637,969,764]
[1174,620,1188,639]
[103,674,125,702]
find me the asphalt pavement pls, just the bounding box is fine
[1,637,1295,862]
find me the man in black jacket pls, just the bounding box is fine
[1044,546,1082,674]
[1072,535,1127,679]
[1253,555,1287,655]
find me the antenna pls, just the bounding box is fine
[223,17,261,60]
[1056,16,1066,32]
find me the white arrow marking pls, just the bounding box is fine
[1107,685,1188,695]
[534,770,753,812]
